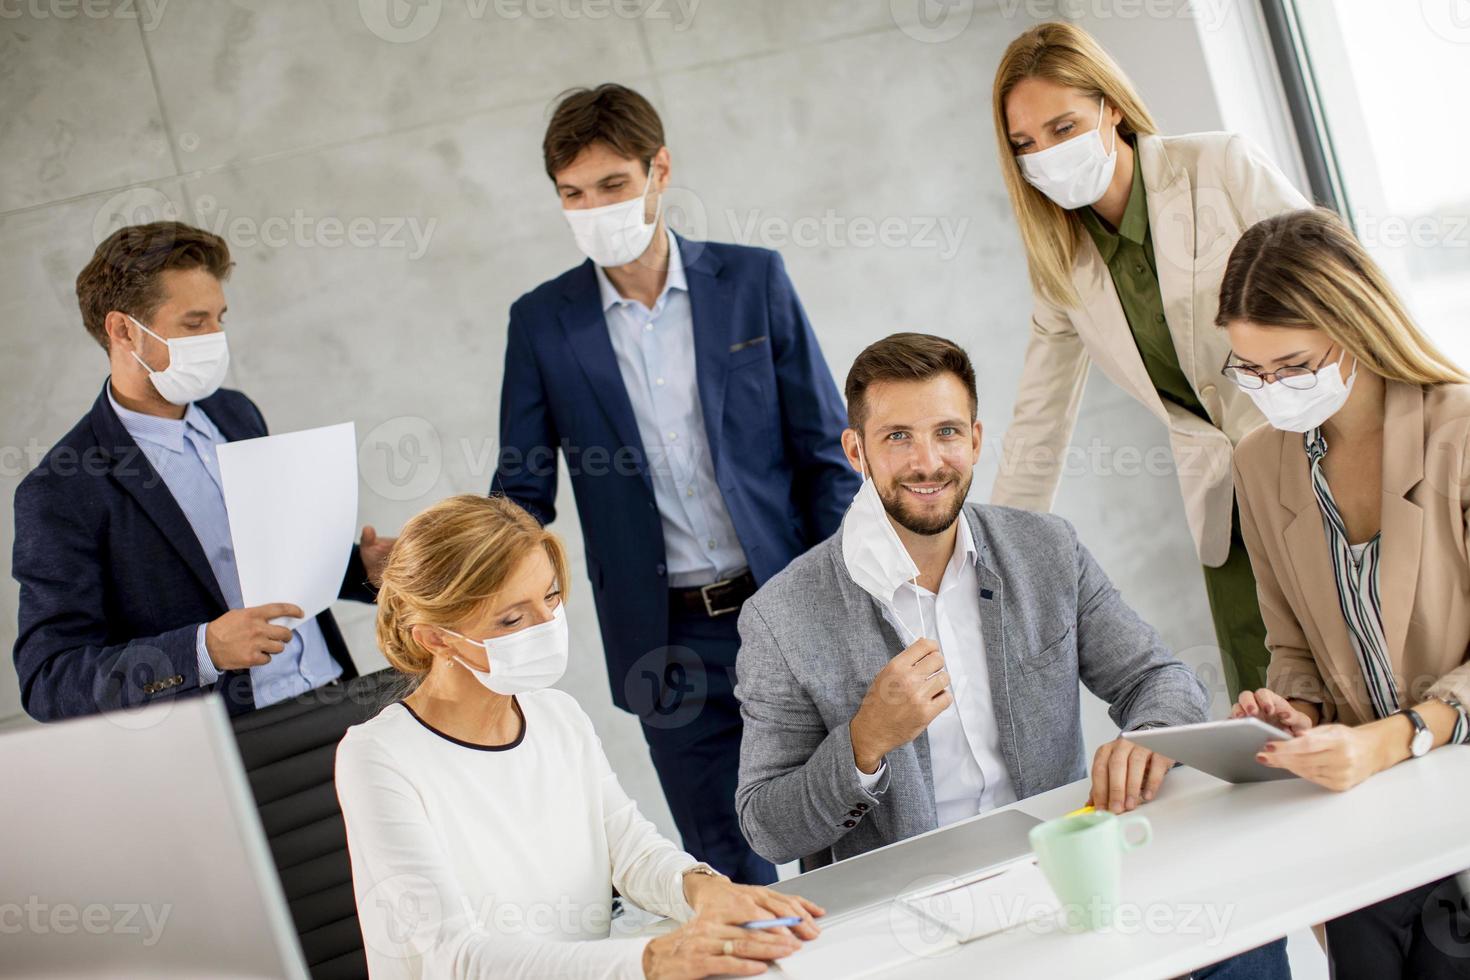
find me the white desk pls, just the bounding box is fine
[649,748,1470,979]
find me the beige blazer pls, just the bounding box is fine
[1233,381,1470,725]
[991,132,1308,567]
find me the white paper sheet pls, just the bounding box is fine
[900,857,1060,943]
[773,901,958,980]
[775,858,1059,979]
[217,422,358,630]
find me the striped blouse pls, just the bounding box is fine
[1305,428,1468,742]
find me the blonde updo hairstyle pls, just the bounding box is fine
[375,494,570,688]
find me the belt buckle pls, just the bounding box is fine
[700,578,741,617]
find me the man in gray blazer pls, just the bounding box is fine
[734,332,1290,976]
[734,332,1208,868]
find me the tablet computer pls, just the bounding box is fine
[1122,717,1298,783]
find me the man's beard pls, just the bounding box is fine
[876,467,972,536]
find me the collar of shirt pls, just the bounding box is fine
[1304,426,1328,464]
[106,382,219,454]
[594,228,687,314]
[897,512,980,602]
[905,514,976,599]
[1079,144,1149,263]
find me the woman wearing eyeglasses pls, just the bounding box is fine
[1221,208,1470,978]
[989,21,1309,705]
[335,494,822,979]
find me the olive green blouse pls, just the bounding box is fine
[1079,149,1209,422]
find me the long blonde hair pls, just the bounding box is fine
[375,494,570,686]
[1215,208,1468,386]
[992,22,1158,308]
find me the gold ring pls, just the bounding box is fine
[723,939,734,956]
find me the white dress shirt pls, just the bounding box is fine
[597,230,748,587]
[857,516,1016,825]
[337,687,703,979]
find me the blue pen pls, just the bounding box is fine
[741,916,802,930]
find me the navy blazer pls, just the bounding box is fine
[492,235,858,712]
[12,382,376,721]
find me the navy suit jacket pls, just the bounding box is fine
[12,382,375,721]
[492,235,858,712]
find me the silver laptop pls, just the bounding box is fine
[769,807,1040,919]
[0,695,310,979]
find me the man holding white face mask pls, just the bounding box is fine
[12,222,393,721]
[734,333,1213,867]
[492,84,856,885]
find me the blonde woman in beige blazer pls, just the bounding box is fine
[1220,208,1470,979]
[989,22,1308,704]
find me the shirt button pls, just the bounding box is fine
[841,820,856,829]
[644,323,653,332]
[856,803,869,811]
[668,432,678,441]
[686,488,694,497]
[1135,263,1145,274]
[707,539,717,548]
[655,563,667,577]
[1154,313,1165,324]
[848,809,862,817]
[656,377,665,386]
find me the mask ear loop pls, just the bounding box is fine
[642,159,662,232]
[1098,95,1118,156]
[438,627,485,674]
[126,314,163,375]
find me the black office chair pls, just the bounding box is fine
[231,668,403,980]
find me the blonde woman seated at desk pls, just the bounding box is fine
[336,494,822,979]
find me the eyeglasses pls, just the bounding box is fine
[1221,347,1335,391]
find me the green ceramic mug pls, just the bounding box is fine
[1029,810,1152,932]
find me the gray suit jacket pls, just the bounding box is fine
[734,503,1207,866]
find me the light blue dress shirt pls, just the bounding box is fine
[596,231,748,588]
[107,386,342,706]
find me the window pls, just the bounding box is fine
[1265,0,1470,365]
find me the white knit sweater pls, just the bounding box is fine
[336,688,700,979]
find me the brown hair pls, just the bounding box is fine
[542,83,665,182]
[375,494,571,684]
[76,221,233,351]
[992,22,1159,308]
[845,333,978,432]
[1216,208,1469,386]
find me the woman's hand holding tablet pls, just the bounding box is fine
[1122,718,1298,784]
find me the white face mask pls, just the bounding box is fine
[840,443,929,644]
[444,602,569,695]
[127,315,230,406]
[1017,96,1119,210]
[562,164,662,268]
[1245,356,1358,433]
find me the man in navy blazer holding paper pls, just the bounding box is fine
[493,85,856,884]
[12,222,393,722]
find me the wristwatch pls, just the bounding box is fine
[682,863,723,882]
[1397,707,1434,758]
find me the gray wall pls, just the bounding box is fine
[0,0,1241,848]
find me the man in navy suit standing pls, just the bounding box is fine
[493,84,858,884]
[12,222,393,721]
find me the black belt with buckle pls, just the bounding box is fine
[671,571,757,618]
